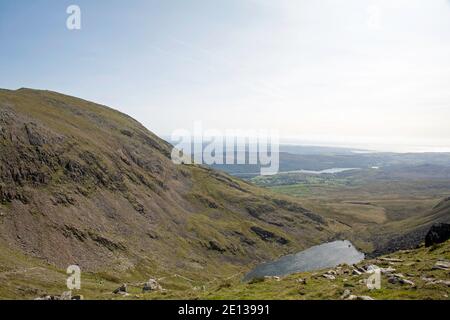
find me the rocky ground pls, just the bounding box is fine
[185,239,450,300]
[28,238,450,300]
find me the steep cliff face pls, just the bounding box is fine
[0,88,334,279]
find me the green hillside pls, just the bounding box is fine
[0,88,341,299]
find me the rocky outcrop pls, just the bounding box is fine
[425,223,450,247]
[207,240,226,253]
[250,226,289,245]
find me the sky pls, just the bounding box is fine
[1,0,450,152]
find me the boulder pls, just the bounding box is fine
[340,289,351,299]
[264,276,281,281]
[142,279,162,292]
[379,257,403,263]
[357,296,375,300]
[113,283,127,294]
[401,279,416,287]
[352,269,362,276]
[60,291,72,300]
[346,295,374,300]
[425,223,450,247]
[388,274,415,287]
[423,279,450,286]
[35,295,59,300]
[433,260,450,270]
[365,265,380,274]
[322,274,336,280]
[380,267,396,274]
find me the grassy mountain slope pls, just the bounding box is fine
[0,88,340,299]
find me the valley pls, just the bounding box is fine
[0,88,342,299]
[0,88,449,300]
[241,158,450,254]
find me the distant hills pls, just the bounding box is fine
[208,151,450,178]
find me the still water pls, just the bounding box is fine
[280,168,359,174]
[244,240,364,281]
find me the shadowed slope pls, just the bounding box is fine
[371,197,450,255]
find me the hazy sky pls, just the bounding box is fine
[1,0,450,151]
